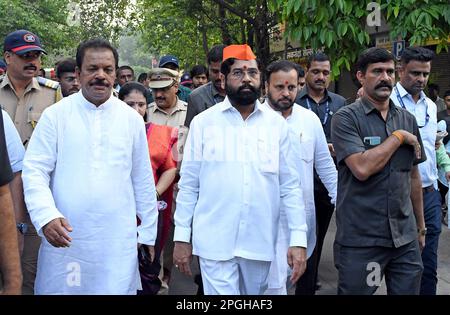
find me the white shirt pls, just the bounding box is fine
[22,91,157,294]
[2,109,25,172]
[391,82,438,188]
[284,104,337,257]
[265,103,337,291]
[174,97,307,262]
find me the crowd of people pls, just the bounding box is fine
[0,28,449,295]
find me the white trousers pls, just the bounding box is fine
[199,257,271,295]
[264,212,290,295]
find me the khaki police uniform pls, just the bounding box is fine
[146,68,189,290]
[0,74,58,295]
[0,74,58,145]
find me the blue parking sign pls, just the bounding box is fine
[393,40,405,60]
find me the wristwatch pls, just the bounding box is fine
[418,227,427,236]
[16,222,28,235]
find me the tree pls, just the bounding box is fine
[138,0,224,69]
[73,0,141,46]
[270,0,450,77]
[211,0,279,74]
[138,0,278,72]
[0,0,74,60]
[117,34,153,74]
[0,0,140,67]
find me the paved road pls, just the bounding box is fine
[169,213,450,295]
[315,213,450,295]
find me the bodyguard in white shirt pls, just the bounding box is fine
[390,46,440,295]
[173,45,308,295]
[22,39,158,294]
[263,60,337,294]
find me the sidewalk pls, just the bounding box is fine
[315,213,450,295]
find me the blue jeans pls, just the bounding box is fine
[420,188,442,295]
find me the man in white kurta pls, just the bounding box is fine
[263,61,337,295]
[173,45,307,295]
[22,39,157,294]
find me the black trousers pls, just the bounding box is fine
[438,180,448,207]
[295,179,335,295]
[334,241,423,295]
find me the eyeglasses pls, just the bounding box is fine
[230,68,259,80]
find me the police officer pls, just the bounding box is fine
[1,29,58,145]
[0,29,58,295]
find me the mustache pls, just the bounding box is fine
[90,79,109,87]
[314,80,325,84]
[375,82,392,90]
[279,96,292,102]
[24,65,37,71]
[238,84,256,93]
[155,97,166,101]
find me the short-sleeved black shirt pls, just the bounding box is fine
[0,109,13,186]
[331,98,426,248]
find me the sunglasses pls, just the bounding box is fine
[11,51,42,61]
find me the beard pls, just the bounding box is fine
[267,92,294,112]
[226,82,260,106]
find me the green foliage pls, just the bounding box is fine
[138,0,244,70]
[138,0,276,71]
[138,0,215,69]
[0,0,74,66]
[73,0,140,45]
[117,35,153,73]
[271,0,450,77]
[0,0,275,72]
[383,0,450,54]
[0,0,139,67]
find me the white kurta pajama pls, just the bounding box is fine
[175,97,307,294]
[265,104,337,295]
[22,91,158,295]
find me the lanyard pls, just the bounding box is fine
[306,98,330,126]
[394,86,429,128]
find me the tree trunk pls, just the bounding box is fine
[254,0,270,76]
[247,27,254,47]
[240,18,246,43]
[218,4,232,45]
[199,23,209,59]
